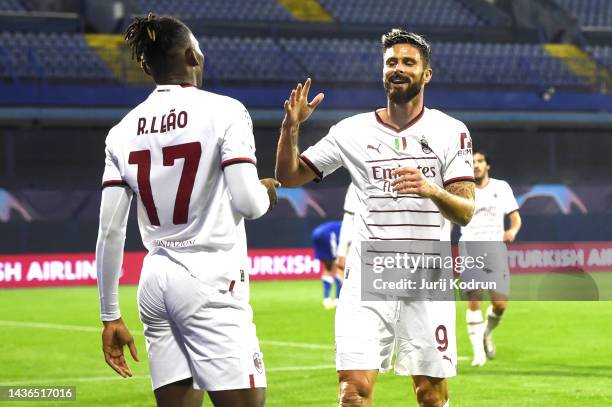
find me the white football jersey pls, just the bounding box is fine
[343,182,361,216]
[102,84,257,260]
[460,178,519,241]
[301,107,474,260]
[338,183,361,257]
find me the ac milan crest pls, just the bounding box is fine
[253,352,264,373]
[420,136,432,154]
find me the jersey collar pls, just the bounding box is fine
[155,83,197,92]
[374,107,425,133]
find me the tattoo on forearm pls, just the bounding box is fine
[444,181,475,201]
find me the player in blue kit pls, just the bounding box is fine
[312,221,343,309]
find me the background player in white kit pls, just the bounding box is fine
[95,14,279,407]
[276,30,475,407]
[460,150,521,366]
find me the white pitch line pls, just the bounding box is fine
[0,365,337,386]
[0,320,471,360]
[0,320,106,334]
[0,375,151,386]
[0,320,332,349]
[268,364,335,372]
[260,340,331,350]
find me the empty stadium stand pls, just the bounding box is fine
[0,31,590,89]
[201,36,304,82]
[0,0,25,12]
[318,0,486,26]
[587,45,612,74]
[0,32,114,82]
[136,0,295,22]
[552,0,612,28]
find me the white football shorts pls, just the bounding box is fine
[335,264,457,378]
[137,252,266,391]
[458,241,510,296]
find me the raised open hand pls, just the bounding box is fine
[282,78,324,128]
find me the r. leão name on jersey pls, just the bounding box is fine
[301,107,475,265]
[101,84,257,285]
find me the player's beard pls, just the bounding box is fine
[384,72,425,104]
[474,171,486,185]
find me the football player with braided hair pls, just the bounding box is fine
[96,13,278,407]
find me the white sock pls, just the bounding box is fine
[485,305,502,336]
[466,309,485,356]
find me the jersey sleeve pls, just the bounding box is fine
[299,125,343,182]
[220,100,258,169]
[441,122,475,186]
[101,138,128,189]
[501,181,520,214]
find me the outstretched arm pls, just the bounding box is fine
[391,167,475,226]
[224,163,279,219]
[275,78,325,187]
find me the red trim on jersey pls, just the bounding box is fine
[180,83,197,88]
[443,176,475,186]
[369,209,440,213]
[365,156,437,163]
[229,280,236,292]
[367,223,440,228]
[221,157,257,169]
[249,374,255,388]
[101,180,129,189]
[374,107,425,133]
[299,154,323,182]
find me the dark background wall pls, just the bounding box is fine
[1,120,611,254]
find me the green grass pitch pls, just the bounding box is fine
[1,278,611,406]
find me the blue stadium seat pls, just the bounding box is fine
[280,37,380,83]
[137,0,294,22]
[199,36,302,81]
[318,0,485,27]
[553,0,612,28]
[0,0,25,12]
[0,32,585,88]
[431,41,582,86]
[586,45,612,78]
[278,38,583,87]
[0,32,114,81]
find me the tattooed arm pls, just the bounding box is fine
[391,167,475,226]
[434,181,475,226]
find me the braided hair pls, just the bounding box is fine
[124,12,191,73]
